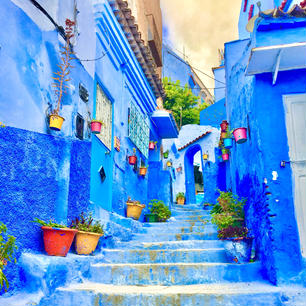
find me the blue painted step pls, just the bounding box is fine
[131,231,218,242]
[101,248,228,263]
[37,282,306,306]
[89,262,262,285]
[115,239,225,249]
[139,224,217,234]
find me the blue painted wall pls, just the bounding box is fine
[212,66,226,102]
[0,126,91,293]
[162,44,201,97]
[200,99,226,127]
[225,17,306,284]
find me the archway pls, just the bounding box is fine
[184,144,204,204]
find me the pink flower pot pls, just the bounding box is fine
[149,142,155,150]
[222,153,229,161]
[233,127,247,144]
[90,120,102,134]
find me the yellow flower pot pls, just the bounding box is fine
[75,231,103,255]
[49,114,65,131]
[203,154,209,160]
[126,202,145,220]
[177,197,185,205]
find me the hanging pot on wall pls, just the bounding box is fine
[221,131,227,139]
[163,151,169,159]
[176,166,182,173]
[166,161,172,167]
[49,114,65,131]
[233,128,247,144]
[128,155,137,165]
[90,120,103,134]
[203,153,209,160]
[224,138,233,149]
[222,153,229,161]
[139,167,147,176]
[149,141,156,150]
[220,120,229,132]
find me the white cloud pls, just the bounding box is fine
[160,0,241,90]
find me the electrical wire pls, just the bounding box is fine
[165,49,226,85]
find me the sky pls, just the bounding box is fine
[160,0,242,91]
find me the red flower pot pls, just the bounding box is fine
[90,120,103,134]
[233,127,247,144]
[41,226,77,257]
[222,153,229,161]
[220,120,229,132]
[149,142,155,150]
[128,155,137,165]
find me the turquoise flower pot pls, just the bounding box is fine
[224,138,233,149]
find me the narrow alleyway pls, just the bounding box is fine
[34,204,306,306]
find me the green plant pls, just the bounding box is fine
[211,190,246,233]
[70,212,104,235]
[32,218,67,228]
[148,199,171,222]
[224,126,233,138]
[51,19,75,115]
[176,192,185,201]
[0,222,17,291]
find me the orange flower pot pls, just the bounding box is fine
[75,231,103,255]
[49,114,65,131]
[41,226,77,257]
[177,197,185,205]
[126,202,145,220]
[139,167,147,176]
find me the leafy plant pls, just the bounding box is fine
[218,226,248,239]
[211,190,247,235]
[176,192,185,201]
[32,218,67,228]
[224,126,232,138]
[51,19,75,115]
[70,212,104,235]
[0,222,17,291]
[148,199,171,222]
[162,77,209,128]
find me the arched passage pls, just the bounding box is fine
[184,144,204,204]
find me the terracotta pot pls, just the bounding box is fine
[149,142,155,150]
[233,127,247,144]
[41,226,77,257]
[126,202,145,220]
[139,167,147,176]
[128,155,137,165]
[220,120,229,132]
[177,197,185,205]
[75,231,103,255]
[176,167,182,173]
[221,131,227,139]
[49,114,65,131]
[90,120,103,134]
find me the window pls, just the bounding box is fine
[95,84,112,149]
[76,113,84,140]
[128,102,149,158]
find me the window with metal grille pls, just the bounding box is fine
[128,102,149,158]
[95,84,112,150]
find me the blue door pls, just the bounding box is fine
[90,83,113,212]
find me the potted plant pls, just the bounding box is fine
[223,127,233,149]
[126,197,145,220]
[128,148,137,165]
[33,218,77,257]
[176,192,185,205]
[176,166,182,173]
[149,141,157,150]
[0,222,17,291]
[139,164,148,176]
[233,127,248,144]
[90,119,103,134]
[163,150,169,159]
[211,191,252,263]
[70,212,104,255]
[166,160,172,167]
[220,120,229,132]
[221,147,229,161]
[203,152,209,160]
[144,200,158,223]
[148,199,171,222]
[49,19,75,131]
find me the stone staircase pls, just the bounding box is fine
[31,204,305,306]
